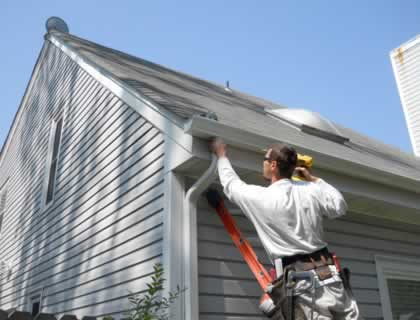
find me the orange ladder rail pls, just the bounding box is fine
[206,189,275,314]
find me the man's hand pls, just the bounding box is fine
[210,137,227,158]
[294,167,319,182]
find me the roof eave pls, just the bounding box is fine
[185,116,420,194]
[46,32,195,155]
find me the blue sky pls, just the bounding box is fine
[1,1,419,154]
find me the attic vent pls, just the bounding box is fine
[267,108,349,144]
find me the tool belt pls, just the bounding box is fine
[267,250,331,320]
[281,247,334,281]
[268,250,352,320]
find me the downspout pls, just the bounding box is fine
[183,153,218,320]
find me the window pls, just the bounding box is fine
[29,294,41,316]
[45,117,63,205]
[0,180,8,233]
[376,255,420,320]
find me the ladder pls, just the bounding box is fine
[206,189,278,316]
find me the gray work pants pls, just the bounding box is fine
[295,280,362,320]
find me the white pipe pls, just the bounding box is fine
[183,154,218,320]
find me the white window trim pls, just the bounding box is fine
[27,287,45,315]
[375,254,420,320]
[41,120,58,210]
[42,114,65,210]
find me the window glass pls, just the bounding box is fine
[376,255,420,320]
[387,279,420,320]
[30,294,41,316]
[46,118,63,205]
[31,301,40,317]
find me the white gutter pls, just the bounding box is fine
[183,154,217,320]
[185,116,420,194]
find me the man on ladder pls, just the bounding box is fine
[210,139,362,320]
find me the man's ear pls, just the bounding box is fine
[270,161,278,171]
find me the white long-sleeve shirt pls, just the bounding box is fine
[218,157,347,263]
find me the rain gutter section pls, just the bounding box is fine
[184,116,420,195]
[183,154,217,320]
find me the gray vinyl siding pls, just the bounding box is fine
[0,41,165,318]
[196,197,420,320]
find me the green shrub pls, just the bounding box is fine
[126,263,182,320]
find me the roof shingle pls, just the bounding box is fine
[51,31,420,181]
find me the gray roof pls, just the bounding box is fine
[52,32,420,181]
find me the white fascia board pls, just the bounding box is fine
[46,33,193,156]
[0,42,49,170]
[185,116,420,195]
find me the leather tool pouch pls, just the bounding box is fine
[293,260,333,281]
[312,256,333,281]
[315,265,332,280]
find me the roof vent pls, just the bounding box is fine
[267,108,349,144]
[224,80,232,92]
[46,17,69,33]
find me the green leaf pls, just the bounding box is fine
[126,263,182,320]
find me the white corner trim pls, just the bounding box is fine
[46,33,193,155]
[375,254,420,320]
[162,165,217,320]
[162,172,185,320]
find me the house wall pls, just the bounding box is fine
[0,41,165,317]
[196,195,420,320]
[391,36,420,157]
